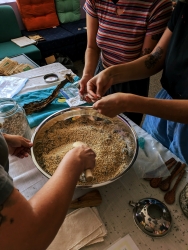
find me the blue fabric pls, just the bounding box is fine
[142,89,188,164]
[14,86,69,128]
[13,76,88,128]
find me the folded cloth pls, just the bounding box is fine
[47,207,107,250]
[14,76,88,128]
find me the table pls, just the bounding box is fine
[9,64,188,250]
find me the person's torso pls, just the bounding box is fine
[0,133,9,172]
[84,0,172,67]
[161,1,188,99]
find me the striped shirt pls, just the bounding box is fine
[84,0,172,67]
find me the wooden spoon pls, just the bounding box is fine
[164,169,185,204]
[150,159,177,188]
[69,190,102,208]
[159,162,184,191]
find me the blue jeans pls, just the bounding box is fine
[142,88,188,164]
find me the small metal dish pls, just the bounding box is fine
[129,198,172,237]
[43,73,59,83]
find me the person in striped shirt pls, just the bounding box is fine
[87,1,188,164]
[79,0,172,125]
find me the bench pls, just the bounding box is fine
[21,18,86,62]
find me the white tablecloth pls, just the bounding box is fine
[9,64,188,250]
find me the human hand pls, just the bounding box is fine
[79,74,93,101]
[4,134,33,158]
[93,93,129,117]
[86,70,114,102]
[61,145,96,173]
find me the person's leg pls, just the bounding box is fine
[169,123,188,164]
[142,88,188,163]
[142,89,172,148]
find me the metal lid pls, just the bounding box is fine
[129,198,172,237]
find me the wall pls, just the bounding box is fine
[0,0,86,30]
[80,0,86,19]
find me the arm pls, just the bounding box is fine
[0,145,96,250]
[79,13,101,96]
[140,33,163,57]
[87,27,172,99]
[93,93,188,124]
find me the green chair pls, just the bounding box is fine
[0,5,41,62]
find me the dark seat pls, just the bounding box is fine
[22,26,75,59]
[60,19,87,61]
[22,19,87,61]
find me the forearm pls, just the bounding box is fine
[1,162,81,250]
[29,163,81,248]
[106,54,163,85]
[128,95,188,124]
[106,28,172,85]
[83,47,100,77]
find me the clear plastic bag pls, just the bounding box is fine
[0,76,28,98]
[133,137,170,178]
[59,76,86,107]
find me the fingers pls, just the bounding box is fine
[21,138,33,148]
[11,145,31,158]
[74,145,96,169]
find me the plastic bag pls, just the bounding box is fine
[133,137,170,178]
[60,76,86,107]
[0,76,28,98]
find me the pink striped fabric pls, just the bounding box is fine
[84,0,172,67]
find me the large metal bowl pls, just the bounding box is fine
[31,106,138,188]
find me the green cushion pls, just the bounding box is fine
[0,41,41,61]
[0,5,21,42]
[55,0,80,24]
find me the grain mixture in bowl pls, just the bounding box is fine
[34,115,135,185]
